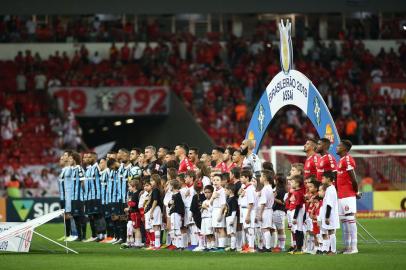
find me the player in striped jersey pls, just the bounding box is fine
[105,158,120,243]
[69,151,87,241]
[84,152,103,242]
[58,150,74,241]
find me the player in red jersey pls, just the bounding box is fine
[188,147,200,165]
[316,138,337,181]
[175,143,195,173]
[223,147,237,173]
[211,146,227,172]
[304,138,320,179]
[336,139,359,254]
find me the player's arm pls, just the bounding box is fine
[325,204,332,225]
[293,204,301,224]
[348,169,359,196]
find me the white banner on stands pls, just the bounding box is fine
[48,87,170,116]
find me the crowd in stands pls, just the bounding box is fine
[1,19,406,195]
[0,15,405,43]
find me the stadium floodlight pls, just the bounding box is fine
[114,121,122,126]
[126,118,134,124]
[102,126,109,131]
[88,129,95,134]
[403,24,406,31]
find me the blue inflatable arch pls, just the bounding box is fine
[245,69,341,161]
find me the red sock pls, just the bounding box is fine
[145,231,150,247]
[149,231,155,246]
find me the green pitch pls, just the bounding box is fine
[1,218,406,270]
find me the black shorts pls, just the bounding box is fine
[86,199,102,215]
[110,202,120,216]
[60,200,65,209]
[72,200,84,216]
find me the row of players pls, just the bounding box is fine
[58,138,359,254]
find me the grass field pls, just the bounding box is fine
[1,218,406,270]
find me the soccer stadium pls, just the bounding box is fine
[1,0,406,269]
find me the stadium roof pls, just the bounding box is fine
[2,0,406,15]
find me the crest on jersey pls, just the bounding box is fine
[278,19,293,75]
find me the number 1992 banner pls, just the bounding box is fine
[48,87,170,116]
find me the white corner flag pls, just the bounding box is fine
[0,209,78,254]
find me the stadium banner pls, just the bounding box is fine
[0,198,5,222]
[357,211,406,219]
[48,86,170,116]
[245,20,340,159]
[371,82,406,101]
[373,191,406,211]
[6,198,63,223]
[0,222,32,252]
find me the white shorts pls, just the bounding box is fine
[145,206,162,230]
[272,210,286,230]
[339,197,357,216]
[241,208,256,229]
[226,216,237,235]
[184,207,195,226]
[170,213,183,232]
[260,209,273,229]
[291,207,305,233]
[212,208,226,228]
[201,217,214,235]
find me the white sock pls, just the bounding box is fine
[211,240,216,249]
[218,237,226,248]
[182,233,188,247]
[308,235,314,252]
[177,235,184,248]
[198,234,205,248]
[154,231,161,248]
[348,219,358,251]
[230,235,236,249]
[291,231,296,247]
[256,229,263,249]
[248,228,255,249]
[330,234,336,253]
[166,231,172,245]
[190,225,198,245]
[278,233,286,249]
[322,238,329,252]
[263,231,271,249]
[236,231,243,250]
[270,231,276,248]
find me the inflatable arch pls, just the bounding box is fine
[245,20,341,160]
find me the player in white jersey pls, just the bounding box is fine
[258,170,275,252]
[210,174,227,251]
[184,170,199,248]
[240,139,262,178]
[201,185,215,250]
[239,169,257,253]
[318,171,340,255]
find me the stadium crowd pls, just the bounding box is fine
[1,18,405,193]
[0,15,405,42]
